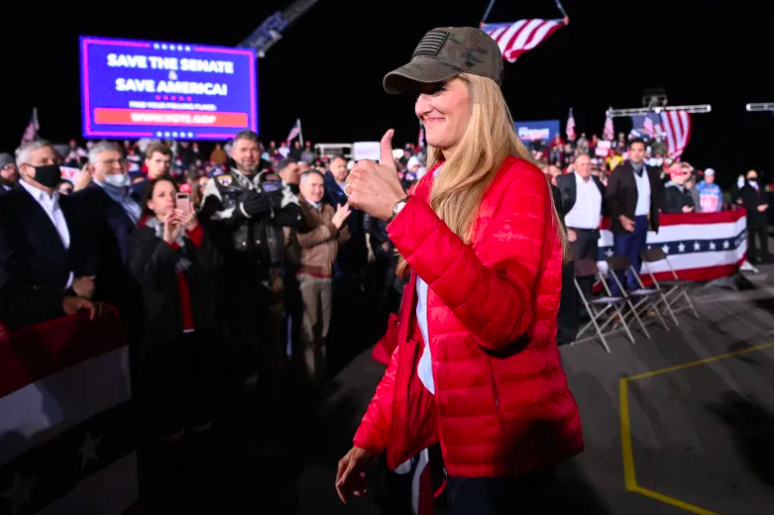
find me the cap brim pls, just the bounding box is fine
[383,56,460,94]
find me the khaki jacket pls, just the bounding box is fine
[293,197,350,277]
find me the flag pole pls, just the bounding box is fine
[298,119,304,146]
[480,0,498,27]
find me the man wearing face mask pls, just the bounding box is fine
[739,170,770,263]
[0,140,97,297]
[73,142,142,303]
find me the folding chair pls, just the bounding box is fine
[571,259,635,353]
[640,247,700,322]
[605,256,670,338]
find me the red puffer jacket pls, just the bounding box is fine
[353,156,583,478]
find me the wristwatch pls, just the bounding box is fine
[387,196,409,224]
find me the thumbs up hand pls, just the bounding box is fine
[346,129,407,221]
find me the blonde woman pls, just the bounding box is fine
[336,27,583,514]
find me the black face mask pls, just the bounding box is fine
[31,164,61,188]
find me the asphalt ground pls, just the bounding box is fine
[138,260,773,515]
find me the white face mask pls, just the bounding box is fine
[737,177,745,188]
[104,173,130,188]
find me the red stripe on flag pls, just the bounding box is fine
[0,310,128,398]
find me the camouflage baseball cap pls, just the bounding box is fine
[383,27,504,94]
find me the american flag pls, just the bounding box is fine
[286,118,302,145]
[566,108,576,141]
[481,19,564,63]
[418,121,425,148]
[630,111,691,159]
[603,110,615,141]
[21,107,39,144]
[630,113,661,139]
[0,311,138,515]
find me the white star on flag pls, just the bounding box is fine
[693,242,701,251]
[678,243,686,252]
[605,248,614,257]
[709,242,716,250]
[2,472,35,515]
[662,244,670,254]
[723,240,730,249]
[79,432,101,470]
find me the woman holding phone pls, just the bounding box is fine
[335,27,583,513]
[129,177,223,446]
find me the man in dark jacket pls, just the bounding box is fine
[662,164,696,214]
[0,227,104,330]
[740,169,770,263]
[73,142,142,312]
[200,130,303,392]
[552,182,578,346]
[0,140,98,297]
[556,153,606,316]
[324,156,367,286]
[605,138,664,294]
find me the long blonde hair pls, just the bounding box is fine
[397,73,569,276]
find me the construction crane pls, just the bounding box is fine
[238,0,321,58]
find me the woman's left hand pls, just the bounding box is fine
[174,205,198,231]
[346,129,406,221]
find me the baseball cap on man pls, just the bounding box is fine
[0,153,14,169]
[383,27,504,94]
[704,168,715,177]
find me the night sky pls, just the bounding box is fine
[4,0,772,189]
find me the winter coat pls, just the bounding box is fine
[353,156,583,478]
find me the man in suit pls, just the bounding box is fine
[0,140,97,297]
[73,141,142,312]
[556,153,606,303]
[605,138,664,295]
[740,169,770,263]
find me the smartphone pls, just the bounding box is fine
[175,192,191,214]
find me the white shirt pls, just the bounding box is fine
[564,172,602,230]
[633,165,652,216]
[19,179,74,288]
[417,166,441,394]
[416,277,434,394]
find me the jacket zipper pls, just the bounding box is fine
[487,356,504,430]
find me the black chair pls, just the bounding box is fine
[571,259,635,353]
[605,255,670,338]
[640,247,699,322]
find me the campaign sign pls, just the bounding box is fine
[514,120,560,143]
[80,36,257,141]
[353,142,381,162]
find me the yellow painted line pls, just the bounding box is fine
[620,342,773,515]
[632,486,722,515]
[619,378,637,490]
[626,343,774,381]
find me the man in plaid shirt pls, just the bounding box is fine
[697,168,724,212]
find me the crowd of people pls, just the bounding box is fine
[0,126,769,513]
[0,131,433,451]
[520,131,772,265]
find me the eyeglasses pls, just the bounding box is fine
[98,158,127,167]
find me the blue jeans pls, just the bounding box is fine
[610,215,648,295]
